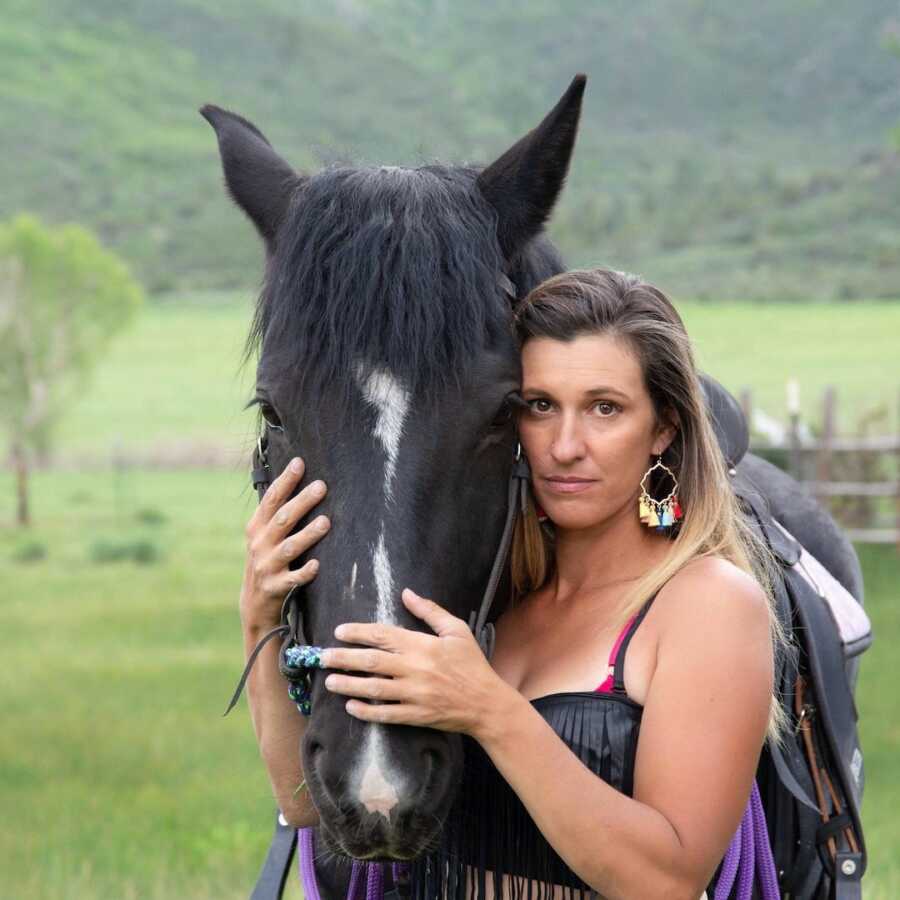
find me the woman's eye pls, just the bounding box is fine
[594,401,620,417]
[260,402,283,430]
[526,399,553,414]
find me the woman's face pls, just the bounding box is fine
[519,332,675,532]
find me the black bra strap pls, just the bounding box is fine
[612,592,659,695]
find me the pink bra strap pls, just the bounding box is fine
[594,612,639,694]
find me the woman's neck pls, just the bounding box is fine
[550,497,671,603]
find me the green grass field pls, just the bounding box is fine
[1,295,898,897]
[53,295,900,464]
[0,469,897,898]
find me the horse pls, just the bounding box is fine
[202,73,864,882]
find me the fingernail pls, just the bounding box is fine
[324,675,335,689]
[311,480,326,495]
[316,516,330,532]
[290,458,302,473]
[334,624,347,639]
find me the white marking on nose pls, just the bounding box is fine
[372,526,395,625]
[355,364,410,500]
[357,726,402,820]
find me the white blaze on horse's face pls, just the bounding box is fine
[353,363,412,817]
[356,363,411,501]
[356,726,403,822]
[373,528,396,625]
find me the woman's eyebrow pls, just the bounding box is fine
[522,385,631,401]
[584,386,630,400]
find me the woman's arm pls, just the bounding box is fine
[240,457,330,828]
[475,559,773,900]
[323,559,773,900]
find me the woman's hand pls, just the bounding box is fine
[240,456,330,634]
[320,589,516,741]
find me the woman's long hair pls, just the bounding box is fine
[510,267,788,741]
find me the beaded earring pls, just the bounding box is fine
[638,455,683,533]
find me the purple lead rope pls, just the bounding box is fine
[299,828,322,900]
[713,782,780,900]
[303,784,778,900]
[299,828,407,900]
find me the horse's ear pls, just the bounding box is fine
[200,104,303,247]
[477,74,586,259]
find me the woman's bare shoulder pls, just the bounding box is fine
[652,555,771,645]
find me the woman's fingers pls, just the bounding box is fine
[247,456,305,534]
[269,479,328,541]
[267,558,320,596]
[324,674,405,702]
[343,700,425,725]
[241,456,330,630]
[319,647,402,675]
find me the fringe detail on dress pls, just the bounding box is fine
[409,692,642,900]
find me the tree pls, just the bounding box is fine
[0,215,143,525]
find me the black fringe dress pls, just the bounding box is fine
[408,596,667,900]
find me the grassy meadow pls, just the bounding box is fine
[1,294,898,898]
[49,294,900,462]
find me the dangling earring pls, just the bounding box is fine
[638,455,683,533]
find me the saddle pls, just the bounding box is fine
[699,372,750,471]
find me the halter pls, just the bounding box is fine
[225,430,530,718]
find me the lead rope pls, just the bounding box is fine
[299,828,410,900]
[714,781,780,900]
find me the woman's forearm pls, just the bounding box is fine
[242,615,319,828]
[237,457,329,828]
[476,690,704,900]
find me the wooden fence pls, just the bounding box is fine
[739,384,900,549]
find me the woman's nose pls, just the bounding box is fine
[550,414,586,463]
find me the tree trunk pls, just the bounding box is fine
[11,438,29,526]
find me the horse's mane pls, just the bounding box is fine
[244,164,517,407]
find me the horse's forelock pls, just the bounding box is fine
[246,163,512,410]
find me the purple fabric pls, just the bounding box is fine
[347,861,366,900]
[750,781,781,900]
[366,862,384,900]
[714,782,781,900]
[714,822,743,900]
[736,798,755,900]
[299,828,322,900]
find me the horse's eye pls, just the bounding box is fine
[260,402,284,430]
[490,401,514,429]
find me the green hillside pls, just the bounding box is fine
[3,0,900,299]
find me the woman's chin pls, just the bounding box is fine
[543,509,606,532]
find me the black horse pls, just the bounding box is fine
[202,74,863,870]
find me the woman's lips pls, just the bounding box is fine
[542,477,597,494]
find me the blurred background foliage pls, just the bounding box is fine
[1,2,899,898]
[3,0,900,299]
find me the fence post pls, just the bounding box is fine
[817,386,836,488]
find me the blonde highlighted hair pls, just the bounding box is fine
[510,268,788,742]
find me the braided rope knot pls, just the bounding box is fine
[280,644,326,717]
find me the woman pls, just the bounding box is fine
[240,268,785,899]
